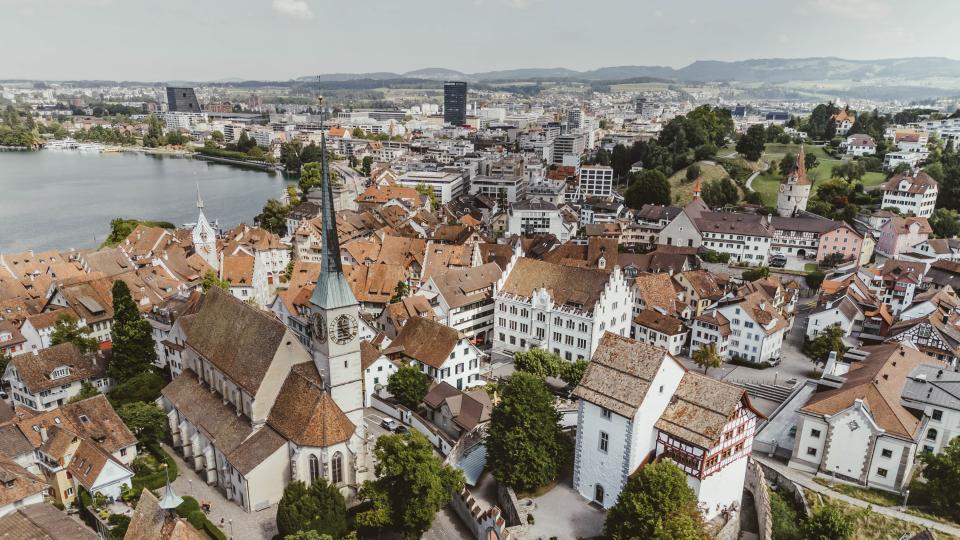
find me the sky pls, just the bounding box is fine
[3,0,960,81]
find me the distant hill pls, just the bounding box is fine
[298,57,960,84]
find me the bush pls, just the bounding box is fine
[728,356,773,369]
[700,251,731,264]
[769,488,803,540]
[109,371,165,407]
[177,496,226,540]
[131,444,178,493]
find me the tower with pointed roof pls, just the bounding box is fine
[192,184,220,270]
[307,95,365,428]
[692,176,702,199]
[777,146,811,217]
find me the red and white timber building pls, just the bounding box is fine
[573,332,763,519]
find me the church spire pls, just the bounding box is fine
[692,175,702,199]
[196,181,204,210]
[310,85,358,310]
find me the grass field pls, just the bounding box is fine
[806,492,959,540]
[749,143,890,207]
[668,161,735,205]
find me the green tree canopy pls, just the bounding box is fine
[386,365,430,409]
[691,342,722,375]
[625,170,671,209]
[802,503,854,540]
[701,178,740,208]
[109,371,166,407]
[256,199,290,236]
[108,280,156,384]
[736,124,766,161]
[513,349,587,386]
[805,268,827,290]
[276,479,349,539]
[201,271,230,292]
[930,208,960,238]
[117,401,167,446]
[355,432,463,539]
[390,281,409,304]
[685,164,701,183]
[803,324,847,369]
[741,266,770,282]
[68,382,100,403]
[604,461,708,540]
[919,437,960,521]
[486,372,567,492]
[49,313,99,354]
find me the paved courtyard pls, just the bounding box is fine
[162,443,278,540]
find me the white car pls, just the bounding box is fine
[380,418,398,432]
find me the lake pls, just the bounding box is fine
[0,150,295,253]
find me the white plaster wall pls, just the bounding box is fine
[692,455,749,521]
[628,358,686,470]
[244,443,291,512]
[790,415,828,472]
[822,408,875,480]
[576,401,631,508]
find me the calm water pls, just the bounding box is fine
[0,151,295,253]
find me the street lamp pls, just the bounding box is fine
[229,519,234,539]
[901,489,910,511]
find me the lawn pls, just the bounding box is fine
[748,143,890,207]
[668,161,736,205]
[806,493,957,540]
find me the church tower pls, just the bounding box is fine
[192,185,219,270]
[308,99,365,428]
[777,145,811,217]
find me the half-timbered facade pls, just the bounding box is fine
[572,332,762,519]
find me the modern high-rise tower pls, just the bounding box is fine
[443,81,467,126]
[165,87,201,113]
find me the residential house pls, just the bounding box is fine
[631,309,688,355]
[3,343,111,411]
[881,171,939,218]
[841,134,876,156]
[0,503,98,539]
[219,254,268,307]
[0,455,47,517]
[361,340,397,408]
[375,295,435,340]
[422,382,492,441]
[417,262,501,347]
[877,216,932,259]
[572,333,762,519]
[714,291,788,364]
[385,316,483,390]
[675,270,725,317]
[901,364,960,454]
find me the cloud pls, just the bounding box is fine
[272,0,313,18]
[810,0,891,19]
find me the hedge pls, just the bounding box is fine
[177,496,227,540]
[131,443,179,493]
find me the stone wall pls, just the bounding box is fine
[450,488,517,540]
[745,458,774,540]
[759,461,810,516]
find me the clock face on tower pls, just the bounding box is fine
[311,313,327,343]
[330,314,358,345]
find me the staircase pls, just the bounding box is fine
[736,382,796,404]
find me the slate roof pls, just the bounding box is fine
[902,363,960,411]
[431,263,501,309]
[573,333,679,418]
[179,287,290,394]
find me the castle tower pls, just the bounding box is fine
[307,97,365,429]
[192,184,219,270]
[777,146,811,217]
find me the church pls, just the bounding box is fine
[159,114,370,511]
[776,146,811,217]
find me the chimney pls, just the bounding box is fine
[39,424,48,443]
[766,214,772,225]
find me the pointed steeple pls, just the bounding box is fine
[157,464,183,511]
[196,181,204,210]
[692,176,702,199]
[310,91,358,310]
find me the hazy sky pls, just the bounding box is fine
[3,0,959,81]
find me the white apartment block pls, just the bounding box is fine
[880,171,939,218]
[493,257,632,362]
[578,166,614,198]
[469,175,528,204]
[506,201,578,243]
[396,170,466,204]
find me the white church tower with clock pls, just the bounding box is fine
[307,99,365,428]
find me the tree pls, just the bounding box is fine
[930,208,960,238]
[513,348,561,379]
[276,479,349,539]
[919,437,960,521]
[685,164,701,183]
[831,161,866,182]
[386,365,430,409]
[300,142,324,164]
[108,371,166,407]
[560,359,588,386]
[604,461,708,540]
[701,178,740,208]
[355,432,463,540]
[361,156,373,176]
[691,342,722,375]
[821,252,846,268]
[390,281,409,304]
[486,372,567,492]
[117,401,167,446]
[736,124,766,161]
[741,266,770,282]
[256,199,290,236]
[68,382,100,403]
[625,170,671,209]
[201,270,229,292]
[210,131,224,143]
[299,162,323,195]
[802,503,854,540]
[803,324,847,369]
[694,144,717,161]
[49,313,99,354]
[280,140,303,172]
[805,268,826,290]
[108,280,156,384]
[414,182,437,209]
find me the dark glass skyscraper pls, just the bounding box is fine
[443,81,467,126]
[166,87,201,112]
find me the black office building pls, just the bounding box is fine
[166,87,201,113]
[443,81,467,126]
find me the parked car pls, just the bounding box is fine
[394,425,408,435]
[380,418,398,431]
[769,254,787,268]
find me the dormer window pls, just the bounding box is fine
[51,367,70,380]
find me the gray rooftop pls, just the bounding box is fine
[902,364,960,411]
